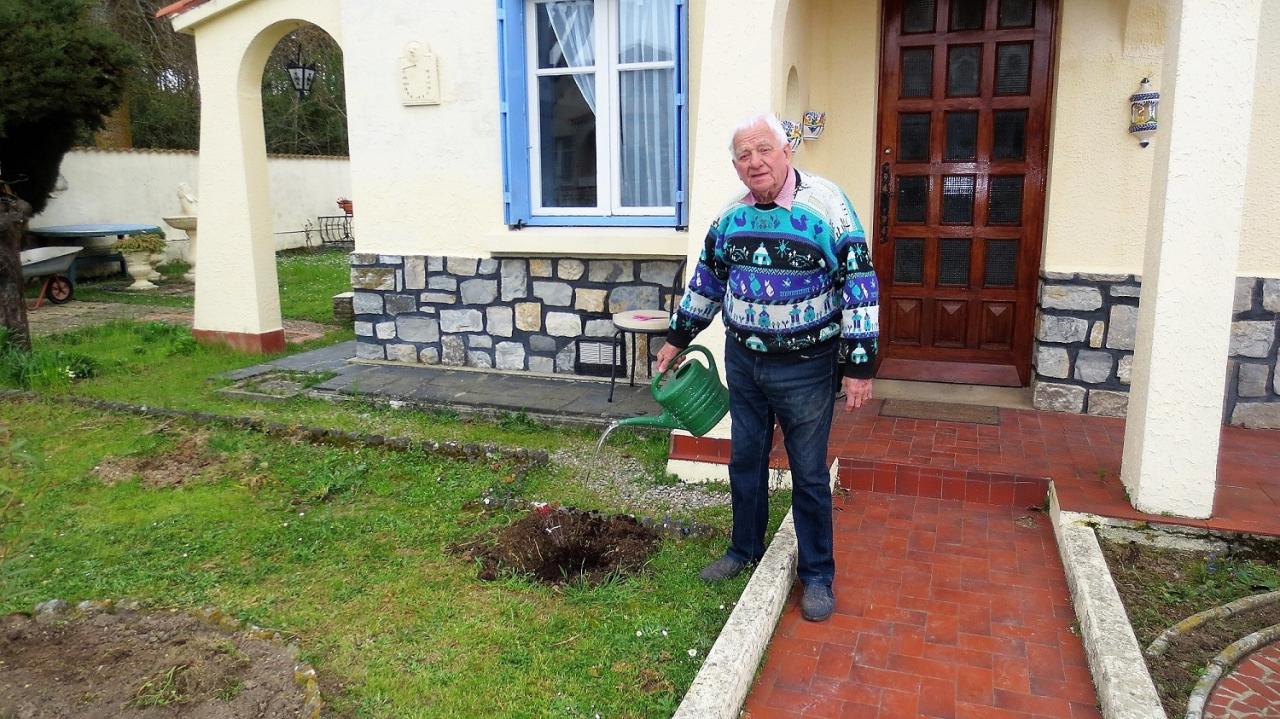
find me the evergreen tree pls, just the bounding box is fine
[0,0,133,348]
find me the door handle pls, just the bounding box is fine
[878,161,891,245]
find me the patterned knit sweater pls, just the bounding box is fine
[666,169,880,379]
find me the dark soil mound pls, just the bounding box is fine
[456,507,660,584]
[0,609,309,719]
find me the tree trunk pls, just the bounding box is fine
[0,196,33,351]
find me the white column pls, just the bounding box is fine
[190,30,284,345]
[1120,0,1264,517]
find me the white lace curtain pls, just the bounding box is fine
[545,0,675,209]
[544,1,597,113]
[618,0,674,208]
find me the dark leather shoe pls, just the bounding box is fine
[698,556,747,582]
[801,582,835,622]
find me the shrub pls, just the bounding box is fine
[114,232,168,255]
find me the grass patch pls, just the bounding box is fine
[0,328,100,390]
[276,249,351,324]
[61,247,350,325]
[132,664,191,708]
[0,399,759,717]
[1101,535,1280,716]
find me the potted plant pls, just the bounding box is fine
[114,232,168,290]
[336,197,353,215]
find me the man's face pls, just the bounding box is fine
[732,122,792,201]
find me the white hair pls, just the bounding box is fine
[729,113,788,156]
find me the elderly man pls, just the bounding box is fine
[656,112,878,622]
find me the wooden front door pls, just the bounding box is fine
[873,0,1055,386]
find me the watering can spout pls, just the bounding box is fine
[616,412,684,432]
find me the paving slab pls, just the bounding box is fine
[222,344,660,425]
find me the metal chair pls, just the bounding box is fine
[607,259,686,402]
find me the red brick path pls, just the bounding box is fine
[743,491,1101,719]
[673,399,1280,717]
[670,400,1280,536]
[1206,640,1280,719]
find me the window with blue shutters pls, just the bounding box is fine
[498,0,688,228]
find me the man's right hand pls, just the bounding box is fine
[655,343,684,374]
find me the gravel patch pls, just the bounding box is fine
[551,446,729,513]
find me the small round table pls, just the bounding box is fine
[28,223,164,283]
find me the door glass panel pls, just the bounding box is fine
[896,176,928,223]
[941,175,975,224]
[938,239,971,286]
[984,239,1018,287]
[899,113,931,162]
[950,0,985,31]
[903,0,936,33]
[901,48,934,97]
[992,109,1027,159]
[947,46,981,97]
[894,238,925,284]
[538,75,598,208]
[996,43,1031,95]
[988,175,1024,224]
[998,0,1035,28]
[944,111,978,161]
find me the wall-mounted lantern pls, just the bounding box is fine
[285,44,317,101]
[1129,77,1160,148]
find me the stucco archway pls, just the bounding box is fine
[167,0,343,352]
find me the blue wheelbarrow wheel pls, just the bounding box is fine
[47,275,73,304]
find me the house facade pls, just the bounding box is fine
[163,0,1277,518]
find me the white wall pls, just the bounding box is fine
[339,0,506,257]
[37,147,351,254]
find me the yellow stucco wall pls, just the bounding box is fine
[1242,0,1280,277]
[1045,0,1278,278]
[174,0,1275,276]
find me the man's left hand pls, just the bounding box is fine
[842,378,872,411]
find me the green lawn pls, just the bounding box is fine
[67,247,352,325]
[0,249,777,717]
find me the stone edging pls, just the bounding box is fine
[0,389,549,473]
[1147,590,1280,657]
[672,511,797,719]
[1186,623,1280,719]
[1048,485,1169,719]
[27,598,323,719]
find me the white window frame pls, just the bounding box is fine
[524,0,677,218]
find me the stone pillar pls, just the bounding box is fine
[1120,0,1264,517]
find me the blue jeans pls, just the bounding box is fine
[723,337,837,587]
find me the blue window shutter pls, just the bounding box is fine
[674,0,690,229]
[497,0,531,226]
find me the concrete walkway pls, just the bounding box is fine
[26,300,329,344]
[222,341,664,425]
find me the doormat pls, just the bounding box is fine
[878,399,1000,425]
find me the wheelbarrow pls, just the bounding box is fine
[20,246,82,310]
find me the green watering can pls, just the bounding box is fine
[617,345,728,436]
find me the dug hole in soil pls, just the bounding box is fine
[0,608,308,719]
[453,507,660,584]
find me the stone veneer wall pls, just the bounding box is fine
[349,253,682,376]
[1032,273,1280,429]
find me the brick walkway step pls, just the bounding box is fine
[743,491,1101,719]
